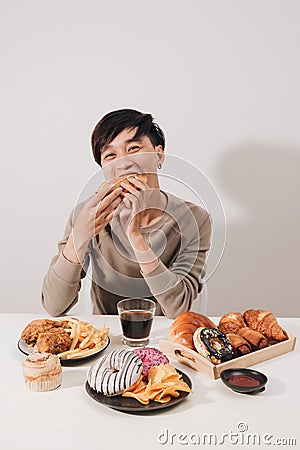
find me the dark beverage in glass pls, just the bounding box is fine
[120,311,154,339]
[117,298,156,346]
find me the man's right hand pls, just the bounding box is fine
[63,183,124,264]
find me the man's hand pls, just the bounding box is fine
[117,176,160,274]
[63,182,123,264]
[118,175,149,243]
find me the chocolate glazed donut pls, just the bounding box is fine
[193,327,234,364]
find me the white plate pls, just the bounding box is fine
[17,336,110,366]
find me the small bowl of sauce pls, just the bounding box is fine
[220,368,268,394]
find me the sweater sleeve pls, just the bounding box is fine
[142,209,212,319]
[41,208,90,317]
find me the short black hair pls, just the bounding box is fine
[91,109,165,166]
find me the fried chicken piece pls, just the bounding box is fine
[21,319,62,345]
[36,328,72,355]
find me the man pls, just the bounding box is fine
[42,109,211,318]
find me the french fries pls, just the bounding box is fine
[57,318,109,359]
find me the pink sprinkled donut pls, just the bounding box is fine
[133,347,169,379]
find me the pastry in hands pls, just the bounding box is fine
[226,332,252,357]
[243,309,288,342]
[98,174,148,195]
[237,327,269,350]
[168,312,217,351]
[218,312,247,334]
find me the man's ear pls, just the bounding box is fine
[156,145,165,165]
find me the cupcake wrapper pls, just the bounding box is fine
[25,372,62,392]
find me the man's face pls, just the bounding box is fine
[101,128,163,180]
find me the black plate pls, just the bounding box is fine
[85,369,192,412]
[220,368,268,394]
[17,336,110,366]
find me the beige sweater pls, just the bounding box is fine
[41,191,211,318]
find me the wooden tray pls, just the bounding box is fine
[159,333,296,379]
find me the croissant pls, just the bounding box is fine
[169,312,217,351]
[218,312,247,334]
[226,332,252,357]
[243,309,288,342]
[237,327,269,350]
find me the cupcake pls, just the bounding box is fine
[22,352,62,391]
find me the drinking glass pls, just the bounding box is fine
[117,298,156,347]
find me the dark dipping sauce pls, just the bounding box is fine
[120,311,153,339]
[227,375,261,387]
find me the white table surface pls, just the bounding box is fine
[1,314,299,450]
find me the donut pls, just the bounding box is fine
[193,327,234,364]
[87,350,143,396]
[133,347,169,379]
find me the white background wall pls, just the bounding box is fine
[1,0,299,316]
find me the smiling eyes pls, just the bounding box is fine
[128,145,141,152]
[103,145,141,160]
